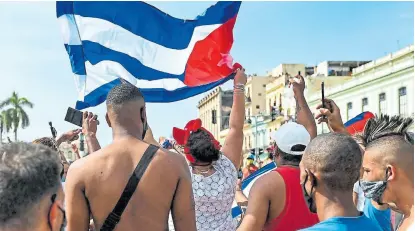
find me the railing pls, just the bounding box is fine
[353,45,414,75]
[308,58,414,103]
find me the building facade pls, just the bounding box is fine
[197,87,233,140]
[307,45,414,134]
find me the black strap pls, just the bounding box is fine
[100,144,159,231]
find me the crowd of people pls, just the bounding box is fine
[0,69,413,231]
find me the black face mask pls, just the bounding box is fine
[302,172,317,213]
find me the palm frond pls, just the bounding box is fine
[18,97,34,108]
[20,110,30,129]
[1,110,13,132]
[0,97,13,109]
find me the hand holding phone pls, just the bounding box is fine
[65,107,83,127]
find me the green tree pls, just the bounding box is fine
[0,92,34,141]
[0,109,12,143]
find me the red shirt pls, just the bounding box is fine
[263,166,319,231]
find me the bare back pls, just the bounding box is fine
[65,137,196,231]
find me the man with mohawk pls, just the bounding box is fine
[359,115,414,231]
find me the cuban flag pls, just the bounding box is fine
[56,1,242,110]
[344,111,375,135]
[232,162,277,218]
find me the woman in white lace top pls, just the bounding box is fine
[172,69,247,231]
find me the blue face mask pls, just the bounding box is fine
[359,169,389,205]
[61,176,66,182]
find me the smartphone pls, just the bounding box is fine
[321,82,325,108]
[65,107,83,127]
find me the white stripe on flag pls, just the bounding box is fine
[58,14,82,45]
[59,15,221,75]
[83,61,188,98]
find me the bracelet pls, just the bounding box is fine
[233,90,245,95]
[234,85,245,91]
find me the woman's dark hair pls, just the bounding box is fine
[187,129,220,163]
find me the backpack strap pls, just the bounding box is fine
[100,144,159,231]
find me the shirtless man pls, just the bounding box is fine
[65,83,196,231]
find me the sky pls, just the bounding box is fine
[0,1,413,146]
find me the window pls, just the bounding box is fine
[362,98,369,112]
[258,93,262,96]
[379,93,386,115]
[248,109,251,117]
[256,105,260,109]
[274,95,277,106]
[263,84,266,87]
[347,102,353,120]
[399,87,407,116]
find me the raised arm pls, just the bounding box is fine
[83,112,101,153]
[221,69,247,168]
[315,98,349,135]
[290,74,317,139]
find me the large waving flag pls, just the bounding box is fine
[57,1,241,109]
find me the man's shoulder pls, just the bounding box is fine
[251,170,284,194]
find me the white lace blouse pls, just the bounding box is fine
[191,154,238,231]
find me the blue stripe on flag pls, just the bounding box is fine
[57,1,241,50]
[64,45,86,75]
[232,206,243,218]
[56,1,74,16]
[241,162,276,189]
[75,73,235,110]
[344,111,366,127]
[67,41,183,81]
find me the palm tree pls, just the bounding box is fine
[0,110,12,143]
[0,92,34,141]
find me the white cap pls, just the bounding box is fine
[271,122,310,155]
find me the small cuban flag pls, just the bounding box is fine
[56,1,242,109]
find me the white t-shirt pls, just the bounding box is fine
[353,181,365,212]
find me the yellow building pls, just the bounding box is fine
[217,75,271,157]
[264,64,305,143]
[197,87,233,140]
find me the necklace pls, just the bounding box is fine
[192,165,213,175]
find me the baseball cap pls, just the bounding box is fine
[271,122,310,155]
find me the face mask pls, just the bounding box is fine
[302,172,317,213]
[61,176,66,182]
[360,169,389,205]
